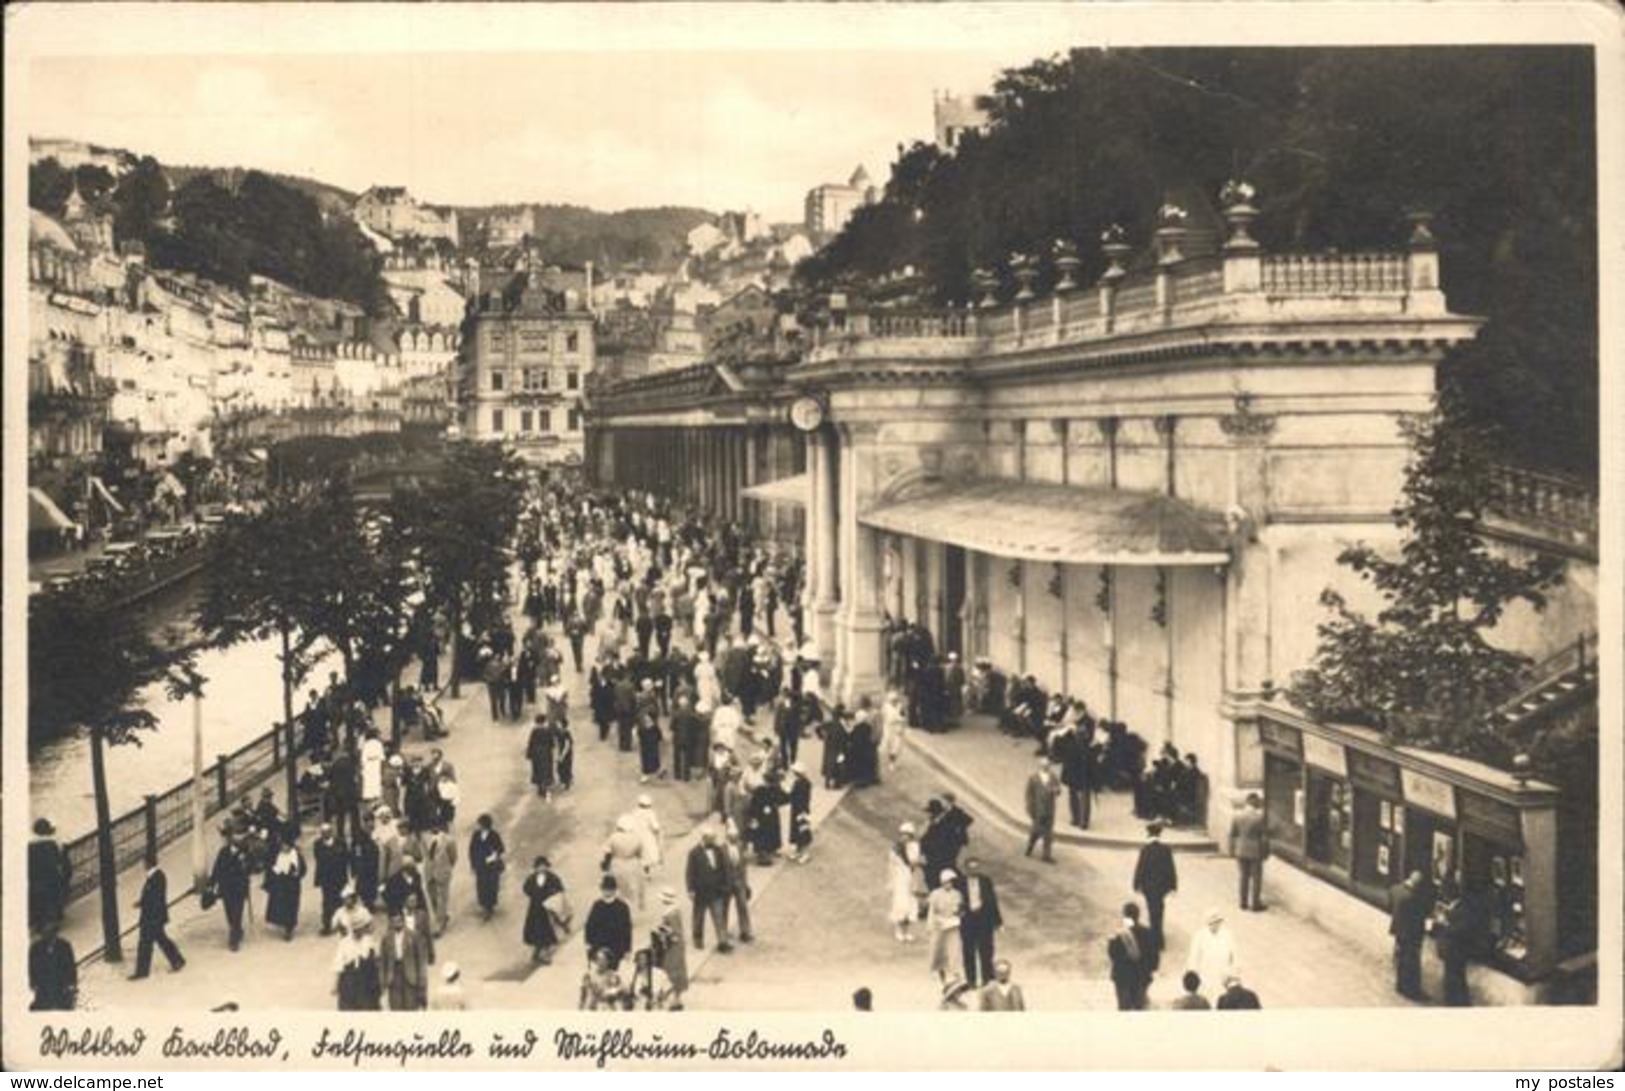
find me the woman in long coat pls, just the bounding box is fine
[334,918,382,1011]
[746,773,786,864]
[468,814,506,921]
[818,706,848,790]
[264,831,307,940]
[847,701,880,788]
[521,857,566,963]
[526,717,555,797]
[787,763,814,863]
[636,710,664,781]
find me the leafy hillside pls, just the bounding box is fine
[166,164,358,217]
[465,203,713,269]
[798,47,1597,479]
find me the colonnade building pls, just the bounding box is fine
[585,191,1598,993]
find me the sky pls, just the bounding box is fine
[26,48,1039,222]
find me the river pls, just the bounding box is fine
[28,577,335,840]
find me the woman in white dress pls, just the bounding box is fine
[1185,907,1239,1001]
[881,690,909,772]
[887,822,924,943]
[359,731,385,807]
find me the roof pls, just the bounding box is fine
[30,209,79,252]
[858,479,1230,566]
[849,165,872,187]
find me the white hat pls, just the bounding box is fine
[900,821,917,835]
[637,794,653,807]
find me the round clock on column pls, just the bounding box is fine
[788,394,826,432]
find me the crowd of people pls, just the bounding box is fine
[28,470,1481,1015]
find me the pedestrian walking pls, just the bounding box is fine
[685,829,732,952]
[423,825,457,936]
[333,916,381,1011]
[263,830,306,941]
[129,853,185,979]
[655,887,689,1010]
[312,823,349,938]
[349,815,381,910]
[888,822,924,943]
[881,690,908,773]
[469,814,506,921]
[1228,792,1270,911]
[1107,902,1156,1011]
[521,856,567,964]
[1185,908,1238,1002]
[28,819,72,932]
[584,875,634,970]
[955,857,1002,987]
[1024,759,1061,862]
[527,715,556,798]
[208,826,253,950]
[1132,822,1178,953]
[721,822,755,945]
[926,869,964,985]
[602,817,648,911]
[786,762,813,863]
[380,912,431,1011]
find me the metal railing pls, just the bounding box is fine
[61,721,302,904]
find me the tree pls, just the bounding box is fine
[195,493,326,808]
[391,443,526,697]
[111,156,171,249]
[1288,398,1564,759]
[29,588,196,962]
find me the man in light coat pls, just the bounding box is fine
[423,826,458,937]
[379,912,431,1011]
[1023,759,1061,863]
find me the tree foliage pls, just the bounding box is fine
[1289,400,1564,760]
[28,586,191,749]
[795,47,1597,477]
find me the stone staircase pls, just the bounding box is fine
[1492,633,1598,730]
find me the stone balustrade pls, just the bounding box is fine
[1261,252,1408,295]
[1486,463,1598,542]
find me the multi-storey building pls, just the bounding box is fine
[354,185,460,246]
[460,258,595,464]
[804,165,876,238]
[933,89,989,151]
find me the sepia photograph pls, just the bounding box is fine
[4,1,1620,1073]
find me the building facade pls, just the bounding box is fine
[933,90,989,151]
[460,260,595,464]
[586,188,1598,997]
[804,165,876,238]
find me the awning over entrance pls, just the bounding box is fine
[741,474,809,507]
[29,487,77,533]
[858,480,1230,566]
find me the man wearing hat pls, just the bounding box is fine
[384,853,428,917]
[380,911,431,1011]
[955,856,1003,987]
[29,920,77,1011]
[584,875,634,970]
[312,822,350,938]
[1185,907,1239,1003]
[28,818,71,932]
[1023,759,1061,863]
[1132,823,1178,952]
[1228,792,1270,911]
[432,961,468,1010]
[1215,973,1263,1010]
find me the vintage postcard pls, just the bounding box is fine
[4,1,1620,1073]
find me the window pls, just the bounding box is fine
[566,332,580,353]
[566,369,579,391]
[568,408,580,431]
[523,368,538,390]
[491,408,505,433]
[540,369,551,389]
[491,370,504,392]
[538,409,552,433]
[520,409,533,433]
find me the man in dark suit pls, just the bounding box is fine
[1132,822,1179,952]
[1215,974,1263,1009]
[1106,902,1157,1011]
[130,853,185,979]
[1228,792,1270,911]
[312,822,350,936]
[1054,722,1095,829]
[584,875,634,970]
[209,826,252,950]
[29,922,78,1011]
[955,856,1003,987]
[1389,869,1432,1001]
[379,912,431,1011]
[29,819,72,932]
[685,830,731,950]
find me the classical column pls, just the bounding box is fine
[744,427,760,533]
[834,423,885,702]
[813,429,840,667]
[1219,406,1277,801]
